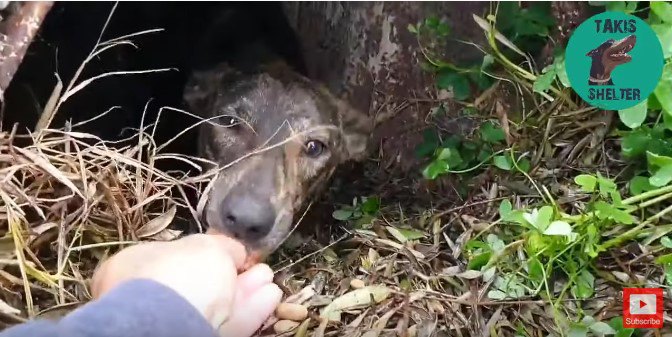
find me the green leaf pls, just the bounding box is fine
[480,121,506,143]
[396,228,426,241]
[527,256,545,284]
[608,317,634,337]
[568,324,589,337]
[486,234,506,253]
[594,201,635,225]
[422,160,450,180]
[517,158,531,172]
[436,69,471,100]
[425,16,439,28]
[621,128,651,158]
[468,252,491,270]
[655,64,672,113]
[499,199,513,219]
[524,206,553,231]
[605,1,637,13]
[436,22,450,36]
[596,173,618,196]
[332,209,353,221]
[652,1,672,23]
[629,176,655,195]
[415,130,439,158]
[436,147,464,168]
[665,264,672,286]
[661,236,672,248]
[543,221,573,237]
[589,321,616,335]
[361,197,381,214]
[650,163,672,187]
[618,99,648,129]
[572,269,595,299]
[493,155,513,170]
[652,24,672,59]
[533,66,556,93]
[407,24,418,34]
[575,174,598,192]
[647,151,672,168]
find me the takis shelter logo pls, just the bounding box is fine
[565,11,664,111]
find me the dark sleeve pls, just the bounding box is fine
[0,279,218,337]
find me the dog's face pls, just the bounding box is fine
[586,34,636,69]
[184,63,371,258]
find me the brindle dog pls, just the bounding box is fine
[586,34,636,86]
[183,62,372,263]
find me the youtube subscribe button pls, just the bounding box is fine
[623,288,664,329]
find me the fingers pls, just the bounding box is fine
[218,283,283,337]
[236,264,274,297]
[185,233,249,271]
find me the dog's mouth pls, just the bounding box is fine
[607,35,636,62]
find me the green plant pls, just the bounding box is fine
[417,122,530,180]
[332,196,381,228]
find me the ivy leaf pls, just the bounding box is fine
[543,221,573,237]
[655,64,672,113]
[647,151,672,169]
[572,269,595,299]
[609,317,634,337]
[554,54,571,87]
[650,164,672,187]
[527,256,545,284]
[517,158,532,172]
[652,24,672,59]
[629,176,655,195]
[332,209,354,221]
[533,66,557,93]
[621,129,651,158]
[480,121,506,143]
[524,206,553,231]
[594,201,635,225]
[568,324,589,337]
[575,174,598,192]
[652,1,672,23]
[499,199,513,219]
[661,236,672,249]
[493,155,513,170]
[437,147,464,168]
[618,99,648,129]
[589,322,617,336]
[361,197,381,215]
[437,69,471,100]
[422,160,450,180]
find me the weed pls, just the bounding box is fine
[332,196,381,228]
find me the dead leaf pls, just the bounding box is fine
[320,285,391,321]
[136,206,176,238]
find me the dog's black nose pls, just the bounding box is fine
[220,193,276,242]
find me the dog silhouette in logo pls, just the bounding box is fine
[586,34,636,86]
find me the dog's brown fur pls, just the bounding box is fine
[183,62,372,259]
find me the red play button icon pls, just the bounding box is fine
[639,300,647,309]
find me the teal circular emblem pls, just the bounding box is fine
[565,11,664,110]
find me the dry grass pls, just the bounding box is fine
[0,123,211,326]
[0,3,669,337]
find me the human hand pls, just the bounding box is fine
[90,233,282,337]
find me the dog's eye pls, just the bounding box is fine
[304,140,326,158]
[221,116,238,128]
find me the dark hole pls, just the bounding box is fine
[1,2,305,233]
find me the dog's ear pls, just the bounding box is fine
[183,63,237,113]
[332,95,373,162]
[586,48,598,57]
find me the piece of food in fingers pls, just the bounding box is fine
[205,227,263,272]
